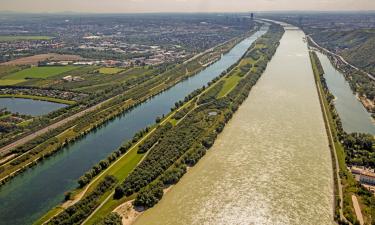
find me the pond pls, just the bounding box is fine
[0,98,67,116]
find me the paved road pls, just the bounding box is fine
[308,35,375,82]
[0,96,120,157]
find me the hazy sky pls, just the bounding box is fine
[1,0,375,13]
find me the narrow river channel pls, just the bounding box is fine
[134,23,334,225]
[316,51,375,135]
[0,26,268,225]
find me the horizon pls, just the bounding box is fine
[1,10,375,15]
[1,0,375,13]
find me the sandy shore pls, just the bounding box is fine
[114,201,142,225]
[114,186,174,225]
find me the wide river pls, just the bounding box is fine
[134,24,334,225]
[0,26,268,225]
[316,52,375,135]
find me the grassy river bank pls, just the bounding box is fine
[310,51,375,225]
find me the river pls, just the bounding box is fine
[316,52,375,135]
[134,24,334,225]
[0,98,67,116]
[0,26,268,225]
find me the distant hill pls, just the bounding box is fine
[312,29,375,75]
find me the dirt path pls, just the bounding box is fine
[352,195,364,225]
[313,53,352,224]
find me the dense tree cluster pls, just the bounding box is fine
[160,163,187,185]
[133,181,164,208]
[114,110,208,198]
[48,175,117,225]
[138,122,172,153]
[93,213,122,225]
[343,133,375,168]
[197,81,224,104]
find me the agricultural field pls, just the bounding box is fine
[4,66,78,79]
[0,79,24,85]
[49,66,155,93]
[1,53,83,66]
[217,75,242,98]
[0,36,53,42]
[0,66,79,85]
[0,65,24,78]
[98,67,125,75]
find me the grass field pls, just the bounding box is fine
[0,65,23,78]
[217,75,242,98]
[1,66,78,84]
[0,114,11,119]
[98,67,125,75]
[18,119,33,127]
[0,36,53,41]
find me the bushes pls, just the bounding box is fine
[138,122,172,154]
[182,146,206,166]
[133,182,164,208]
[93,212,122,225]
[197,81,224,104]
[160,163,187,185]
[114,115,205,198]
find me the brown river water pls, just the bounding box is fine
[134,24,334,225]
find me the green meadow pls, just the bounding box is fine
[0,36,53,41]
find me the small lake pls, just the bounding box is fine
[0,98,67,116]
[316,52,375,135]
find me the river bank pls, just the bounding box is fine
[310,50,375,225]
[133,22,334,225]
[0,94,75,105]
[314,51,375,135]
[308,37,375,116]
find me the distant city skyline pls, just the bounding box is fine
[1,0,375,13]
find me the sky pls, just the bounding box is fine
[1,0,375,13]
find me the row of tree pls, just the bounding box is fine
[127,23,285,209]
